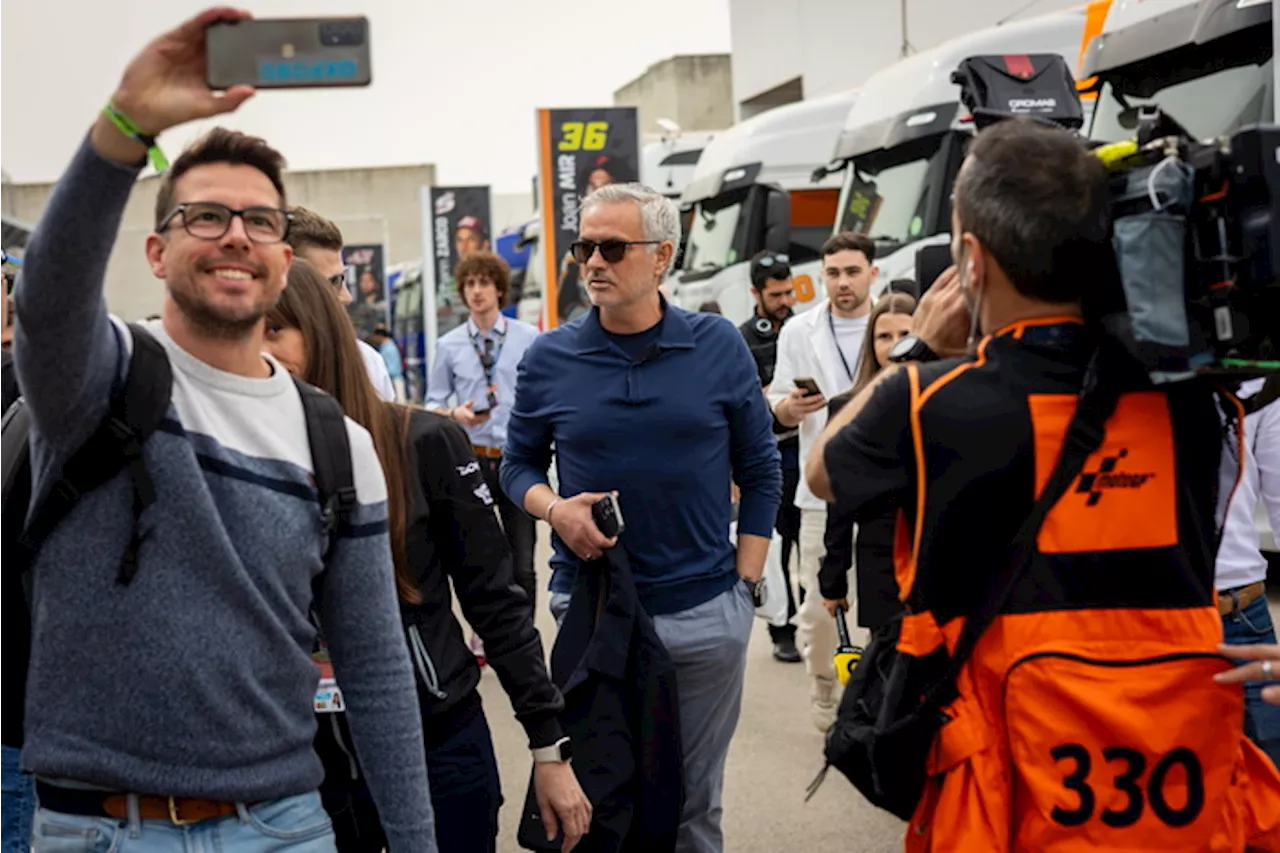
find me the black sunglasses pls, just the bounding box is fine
[569,239,661,264]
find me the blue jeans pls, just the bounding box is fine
[2,745,34,853]
[31,792,336,853]
[1222,593,1280,767]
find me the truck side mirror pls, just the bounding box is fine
[763,187,790,254]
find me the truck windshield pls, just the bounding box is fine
[1090,57,1273,143]
[681,193,747,273]
[838,132,952,254]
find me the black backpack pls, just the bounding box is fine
[1,325,356,748]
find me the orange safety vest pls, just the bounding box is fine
[893,319,1280,852]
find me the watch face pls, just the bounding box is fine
[889,335,919,360]
[558,739,573,762]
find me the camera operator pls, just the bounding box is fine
[807,118,1280,849]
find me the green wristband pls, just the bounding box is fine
[102,102,169,173]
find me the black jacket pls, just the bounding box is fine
[739,314,800,448]
[1,349,21,748]
[518,548,684,853]
[819,393,903,629]
[2,349,18,413]
[401,410,564,748]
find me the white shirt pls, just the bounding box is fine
[358,340,395,401]
[768,300,869,511]
[1215,379,1280,590]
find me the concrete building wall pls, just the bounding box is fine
[4,164,434,322]
[614,54,734,136]
[729,0,1079,117]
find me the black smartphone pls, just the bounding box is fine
[794,377,822,397]
[915,244,954,297]
[470,404,491,417]
[206,17,373,90]
[591,494,625,538]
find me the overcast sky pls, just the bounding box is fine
[2,0,731,193]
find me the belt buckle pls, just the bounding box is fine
[168,796,198,826]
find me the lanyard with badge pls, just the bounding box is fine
[469,319,506,410]
[828,307,854,383]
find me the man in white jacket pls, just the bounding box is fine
[769,232,878,731]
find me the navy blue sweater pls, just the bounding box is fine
[501,302,782,616]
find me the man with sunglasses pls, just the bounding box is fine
[12,10,435,851]
[427,250,540,609]
[502,182,781,853]
[285,205,396,401]
[739,250,803,664]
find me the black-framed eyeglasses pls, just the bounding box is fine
[569,239,661,264]
[158,202,292,244]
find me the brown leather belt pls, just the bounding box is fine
[472,445,502,459]
[35,781,244,825]
[1218,580,1267,617]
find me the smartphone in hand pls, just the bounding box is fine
[591,494,625,538]
[794,377,822,397]
[206,17,372,90]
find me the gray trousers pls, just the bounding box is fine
[550,580,754,853]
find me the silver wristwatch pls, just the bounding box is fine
[532,736,572,764]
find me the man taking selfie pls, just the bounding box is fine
[13,9,436,851]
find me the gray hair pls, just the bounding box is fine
[579,183,682,280]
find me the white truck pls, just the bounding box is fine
[671,89,861,325]
[1080,0,1275,554]
[640,129,719,200]
[825,5,1096,296]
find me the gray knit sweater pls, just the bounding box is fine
[14,137,437,851]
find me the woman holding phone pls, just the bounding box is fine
[264,259,591,853]
[819,291,916,639]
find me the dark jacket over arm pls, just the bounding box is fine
[518,546,683,853]
[403,410,564,748]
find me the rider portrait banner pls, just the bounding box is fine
[428,186,493,338]
[342,243,388,341]
[535,106,639,328]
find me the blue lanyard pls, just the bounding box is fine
[827,308,854,383]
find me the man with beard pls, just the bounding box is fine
[739,251,802,663]
[13,9,435,850]
[768,232,876,731]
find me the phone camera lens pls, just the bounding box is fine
[319,20,364,47]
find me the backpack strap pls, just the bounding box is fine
[13,324,173,584]
[294,379,356,559]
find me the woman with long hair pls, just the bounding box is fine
[818,291,917,640]
[264,259,590,853]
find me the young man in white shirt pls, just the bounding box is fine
[1217,380,1280,765]
[427,252,541,608]
[768,232,877,731]
[285,206,396,401]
